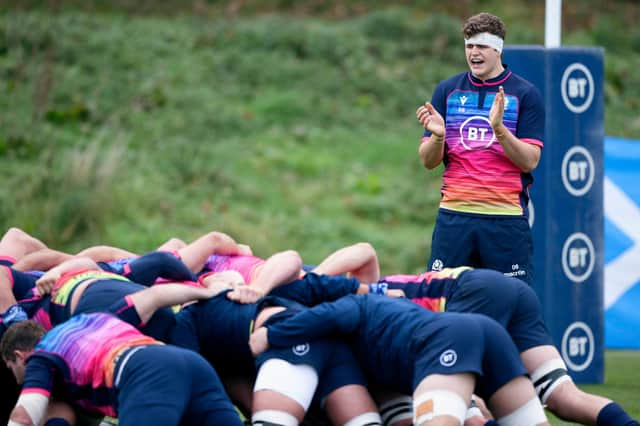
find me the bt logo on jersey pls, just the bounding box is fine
[459,116,495,150]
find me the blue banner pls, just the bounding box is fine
[504,46,605,383]
[604,136,640,349]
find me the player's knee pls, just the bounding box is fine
[413,390,467,425]
[343,411,382,426]
[254,359,318,411]
[379,396,413,426]
[252,409,298,426]
[495,397,547,426]
[529,358,572,405]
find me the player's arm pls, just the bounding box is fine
[75,245,138,262]
[11,355,57,426]
[310,242,380,284]
[128,282,227,324]
[237,249,302,301]
[417,85,447,169]
[490,86,542,173]
[35,256,101,296]
[9,393,50,426]
[259,297,362,349]
[12,248,75,273]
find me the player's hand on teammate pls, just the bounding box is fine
[200,270,243,293]
[227,285,265,304]
[249,326,269,356]
[36,270,62,296]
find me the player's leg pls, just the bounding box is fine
[473,315,549,426]
[252,358,317,425]
[116,345,241,426]
[521,345,639,426]
[318,342,381,425]
[43,400,77,426]
[181,348,245,425]
[427,211,475,272]
[412,373,474,426]
[476,216,533,285]
[375,392,413,426]
[410,313,486,426]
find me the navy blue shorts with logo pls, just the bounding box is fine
[446,269,554,352]
[428,209,534,285]
[411,311,526,399]
[115,344,242,426]
[255,338,366,404]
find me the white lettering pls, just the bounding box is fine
[568,78,588,98]
[569,336,588,357]
[569,161,589,181]
[569,247,589,268]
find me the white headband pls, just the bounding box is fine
[465,32,504,53]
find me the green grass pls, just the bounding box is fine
[2,4,639,272]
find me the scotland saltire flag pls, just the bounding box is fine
[604,137,640,349]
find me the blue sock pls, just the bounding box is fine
[44,418,71,426]
[597,402,640,426]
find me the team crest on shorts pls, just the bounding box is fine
[292,343,310,356]
[439,349,457,367]
[432,259,444,271]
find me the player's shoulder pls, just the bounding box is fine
[504,70,539,93]
[436,71,470,91]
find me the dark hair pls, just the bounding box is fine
[462,12,507,40]
[0,321,45,361]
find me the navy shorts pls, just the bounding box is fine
[411,312,526,400]
[256,338,366,403]
[428,209,534,284]
[115,344,242,426]
[446,269,553,352]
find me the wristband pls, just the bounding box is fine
[368,283,388,295]
[1,304,28,326]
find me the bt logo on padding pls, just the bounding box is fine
[561,322,594,372]
[561,232,595,283]
[561,146,595,196]
[561,63,594,114]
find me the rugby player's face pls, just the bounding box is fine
[466,43,502,80]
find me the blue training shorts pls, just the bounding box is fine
[255,338,366,403]
[446,269,554,352]
[428,209,534,285]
